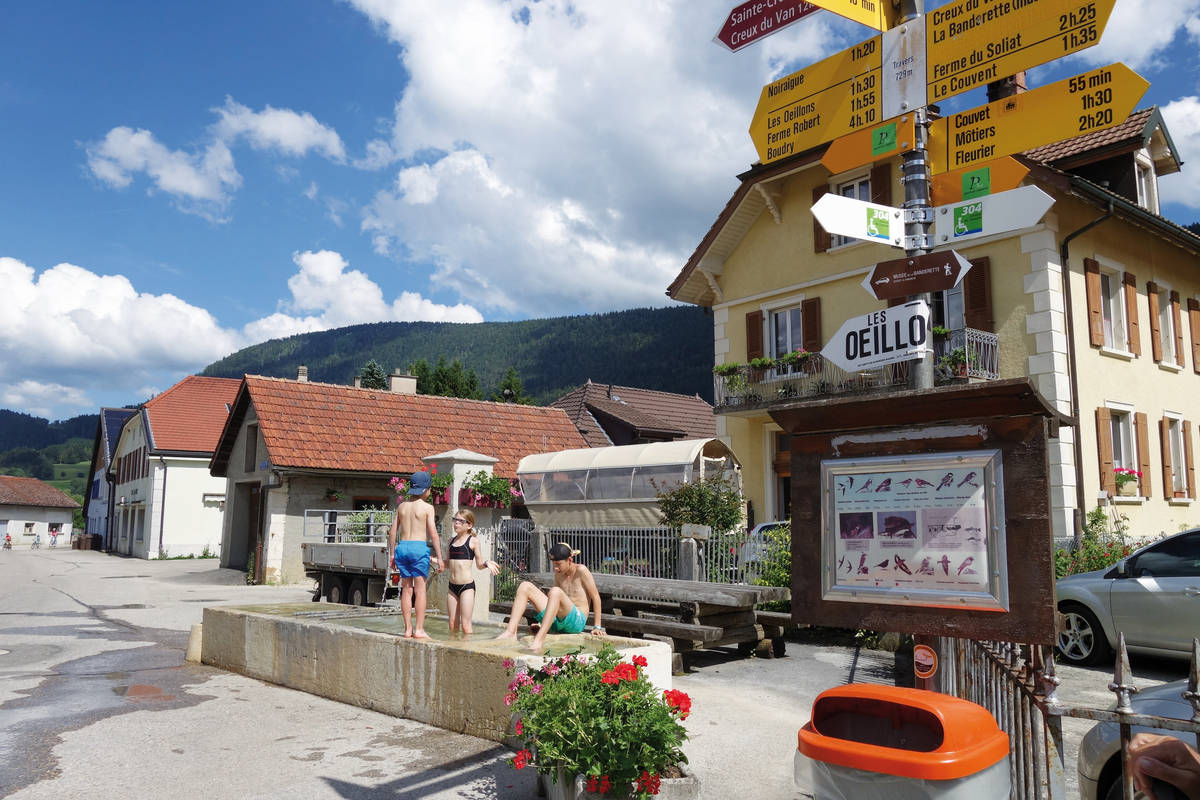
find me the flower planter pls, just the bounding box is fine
[1116,482,1138,497]
[539,766,700,800]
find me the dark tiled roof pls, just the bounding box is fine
[1023,108,1156,164]
[0,476,80,509]
[552,382,716,446]
[144,376,241,454]
[101,407,135,461]
[221,376,589,477]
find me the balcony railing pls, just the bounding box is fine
[714,327,999,411]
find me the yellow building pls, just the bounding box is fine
[668,108,1199,543]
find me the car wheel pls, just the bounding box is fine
[325,576,348,604]
[1057,603,1113,666]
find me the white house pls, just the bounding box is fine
[82,407,135,551]
[0,475,79,546]
[109,376,240,559]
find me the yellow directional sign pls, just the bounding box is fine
[930,156,1029,205]
[928,63,1148,175]
[805,0,897,31]
[750,36,883,164]
[927,0,1117,103]
[821,114,916,174]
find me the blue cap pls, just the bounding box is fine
[407,471,432,495]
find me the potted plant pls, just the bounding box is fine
[1113,467,1141,497]
[389,466,454,505]
[777,348,813,375]
[461,470,517,508]
[712,362,748,401]
[938,347,967,377]
[323,488,343,503]
[747,356,774,381]
[505,645,697,799]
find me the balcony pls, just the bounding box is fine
[714,328,1000,413]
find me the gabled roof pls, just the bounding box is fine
[552,381,716,447]
[143,376,241,455]
[0,475,80,509]
[210,376,590,478]
[1023,107,1181,176]
[101,408,135,464]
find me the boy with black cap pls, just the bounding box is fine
[496,542,603,652]
[387,470,444,639]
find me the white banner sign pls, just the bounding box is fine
[822,300,931,372]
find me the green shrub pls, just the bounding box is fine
[1054,506,1148,578]
[653,473,743,534]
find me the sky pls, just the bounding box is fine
[1,0,1198,424]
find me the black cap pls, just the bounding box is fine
[548,542,579,561]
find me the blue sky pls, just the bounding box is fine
[2,0,1198,423]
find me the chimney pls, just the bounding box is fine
[297,365,308,382]
[389,368,417,394]
[353,377,362,388]
[986,71,1026,103]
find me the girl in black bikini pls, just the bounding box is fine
[446,509,500,636]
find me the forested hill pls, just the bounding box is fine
[201,306,716,404]
[0,410,98,453]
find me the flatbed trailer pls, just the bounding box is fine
[299,509,398,606]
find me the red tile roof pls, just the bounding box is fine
[1023,108,1156,165]
[552,382,716,447]
[221,376,589,477]
[0,476,80,509]
[145,376,242,454]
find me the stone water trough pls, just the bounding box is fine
[200,603,673,742]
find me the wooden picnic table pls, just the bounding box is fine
[511,573,793,670]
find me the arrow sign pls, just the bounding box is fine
[933,185,1054,246]
[822,114,916,174]
[928,63,1149,175]
[713,0,821,52]
[822,300,932,372]
[930,156,1029,206]
[926,0,1116,103]
[861,250,972,301]
[805,0,897,31]
[812,192,903,247]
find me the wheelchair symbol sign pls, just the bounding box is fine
[865,208,890,240]
[953,202,983,237]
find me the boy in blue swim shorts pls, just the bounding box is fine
[496,542,604,653]
[386,470,444,639]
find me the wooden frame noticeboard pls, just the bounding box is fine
[771,379,1071,646]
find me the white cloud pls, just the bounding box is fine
[86,127,241,221]
[0,253,482,419]
[86,97,347,221]
[1082,0,1200,70]
[213,97,347,161]
[1159,95,1200,208]
[348,0,839,313]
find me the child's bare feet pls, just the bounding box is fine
[495,630,518,640]
[403,630,414,638]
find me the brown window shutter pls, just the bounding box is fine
[1185,420,1196,499]
[1084,259,1103,347]
[1160,417,1173,499]
[1147,282,1162,362]
[869,163,891,206]
[963,257,993,332]
[1123,272,1140,355]
[1170,291,1184,367]
[746,310,764,361]
[1136,411,1152,496]
[812,186,831,253]
[801,298,822,353]
[1096,407,1114,495]
[1189,298,1200,374]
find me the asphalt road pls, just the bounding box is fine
[0,548,1189,799]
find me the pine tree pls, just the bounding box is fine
[492,367,532,403]
[360,359,388,390]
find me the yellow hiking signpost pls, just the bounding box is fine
[929,156,1029,206]
[805,0,898,31]
[821,114,917,174]
[749,36,884,164]
[928,63,1149,175]
[926,0,1118,103]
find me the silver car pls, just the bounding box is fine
[1056,528,1200,666]
[1077,680,1192,800]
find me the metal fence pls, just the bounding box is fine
[487,519,534,602]
[302,508,393,542]
[542,525,680,579]
[940,634,1200,799]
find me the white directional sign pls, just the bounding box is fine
[811,192,903,247]
[932,185,1055,246]
[822,300,931,373]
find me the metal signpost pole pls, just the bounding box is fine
[900,0,933,394]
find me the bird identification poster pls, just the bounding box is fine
[820,449,1009,611]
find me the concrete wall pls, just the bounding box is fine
[201,604,671,743]
[0,507,74,544]
[157,457,227,558]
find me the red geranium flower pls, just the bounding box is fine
[636,770,661,795]
[663,689,692,719]
[631,654,648,667]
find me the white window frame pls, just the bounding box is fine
[1105,401,1137,472]
[1165,411,1186,494]
[1097,261,1129,352]
[1135,150,1159,214]
[830,172,871,249]
[1157,282,1178,366]
[760,293,808,362]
